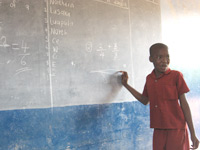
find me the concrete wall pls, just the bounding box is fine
[0,102,152,150]
[1,0,200,150]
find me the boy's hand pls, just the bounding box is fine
[120,71,129,86]
[190,135,199,149]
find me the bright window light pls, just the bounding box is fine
[162,15,200,70]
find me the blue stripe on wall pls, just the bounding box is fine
[0,102,152,150]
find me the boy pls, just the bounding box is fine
[121,43,199,150]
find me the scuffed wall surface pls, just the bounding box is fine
[0,102,152,150]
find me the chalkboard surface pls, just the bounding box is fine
[0,0,161,110]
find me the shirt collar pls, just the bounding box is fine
[150,68,171,79]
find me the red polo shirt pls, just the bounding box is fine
[142,68,189,129]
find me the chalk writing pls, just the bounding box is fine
[71,61,76,66]
[0,36,10,48]
[90,69,116,83]
[44,0,75,78]
[49,0,74,8]
[0,36,32,75]
[51,44,59,76]
[49,18,73,28]
[11,43,20,50]
[25,4,29,10]
[51,38,59,45]
[10,0,17,8]
[97,44,106,59]
[112,43,119,60]
[43,0,76,107]
[90,69,116,75]
[123,64,127,68]
[146,0,159,5]
[86,42,120,60]
[9,0,30,10]
[50,27,68,36]
[18,53,30,65]
[49,6,71,17]
[15,40,31,75]
[93,0,129,9]
[15,67,32,76]
[86,42,93,52]
[45,0,75,36]
[21,40,29,53]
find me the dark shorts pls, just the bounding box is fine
[153,128,189,150]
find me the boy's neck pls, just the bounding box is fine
[154,70,164,78]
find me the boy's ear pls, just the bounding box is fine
[149,56,153,62]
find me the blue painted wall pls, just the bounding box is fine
[0,102,152,150]
[1,72,199,150]
[1,73,200,150]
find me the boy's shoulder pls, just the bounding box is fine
[169,69,183,77]
[170,69,182,75]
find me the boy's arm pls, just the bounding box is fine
[120,71,149,105]
[179,94,199,149]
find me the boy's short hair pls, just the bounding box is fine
[150,43,168,56]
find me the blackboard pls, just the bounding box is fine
[0,0,161,110]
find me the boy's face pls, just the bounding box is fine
[150,48,170,74]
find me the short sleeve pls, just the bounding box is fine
[176,72,190,96]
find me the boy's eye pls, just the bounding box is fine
[156,55,170,60]
[156,56,162,59]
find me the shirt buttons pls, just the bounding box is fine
[155,80,157,82]
[155,105,158,108]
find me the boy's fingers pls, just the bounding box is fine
[194,140,199,149]
[119,71,128,77]
[195,139,199,147]
[190,140,199,149]
[119,71,128,84]
[119,71,126,74]
[122,73,128,78]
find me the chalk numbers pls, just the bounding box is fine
[86,42,93,53]
[10,0,17,8]
[15,40,32,75]
[97,44,106,59]
[113,43,119,60]
[86,42,119,60]
[0,36,10,48]
[9,0,30,10]
[0,36,32,75]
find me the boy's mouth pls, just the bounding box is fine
[161,64,168,70]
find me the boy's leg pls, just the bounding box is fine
[166,129,189,150]
[153,129,167,150]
